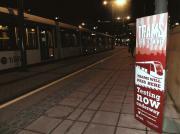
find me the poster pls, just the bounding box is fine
[135,13,168,133]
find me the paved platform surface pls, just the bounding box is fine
[0,49,117,104]
[0,47,179,134]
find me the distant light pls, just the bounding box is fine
[115,0,127,6]
[175,22,179,26]
[55,17,59,20]
[93,26,98,30]
[79,25,82,29]
[41,31,46,34]
[0,25,2,30]
[117,17,121,20]
[103,1,108,5]
[126,16,131,20]
[27,9,31,13]
[98,20,101,23]
[91,33,96,36]
[31,28,35,32]
[81,22,85,26]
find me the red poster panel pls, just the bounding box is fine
[135,13,168,133]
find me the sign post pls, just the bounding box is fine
[134,13,168,133]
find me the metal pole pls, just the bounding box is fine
[17,0,26,70]
[155,0,169,33]
[155,0,168,14]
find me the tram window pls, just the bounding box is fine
[93,38,96,44]
[83,35,89,45]
[87,36,91,45]
[72,34,78,46]
[69,34,73,46]
[155,63,163,74]
[26,28,38,49]
[39,29,55,48]
[98,38,102,46]
[151,64,155,72]
[0,24,17,50]
[62,33,70,47]
[40,30,46,44]
[47,31,54,48]
[109,38,112,44]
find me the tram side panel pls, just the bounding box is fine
[38,25,56,62]
[60,28,81,58]
[0,20,21,70]
[22,22,56,65]
[25,24,41,65]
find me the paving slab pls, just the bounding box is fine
[78,100,91,109]
[100,102,122,113]
[78,110,95,122]
[67,109,84,120]
[51,120,73,134]
[88,101,102,110]
[118,114,146,130]
[66,121,87,134]
[18,130,39,134]
[26,116,62,134]
[92,111,119,126]
[104,95,124,103]
[116,127,146,134]
[46,106,74,119]
[121,103,134,114]
[84,124,115,134]
[59,98,82,107]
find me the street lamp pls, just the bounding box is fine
[116,16,130,21]
[117,17,121,20]
[126,16,131,20]
[81,22,85,26]
[78,25,82,29]
[115,0,127,6]
[175,22,179,26]
[55,16,59,20]
[103,0,127,7]
[93,26,98,30]
[103,1,108,5]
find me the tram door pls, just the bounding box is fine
[39,29,54,60]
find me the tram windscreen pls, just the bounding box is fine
[155,62,163,76]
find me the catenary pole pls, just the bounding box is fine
[155,0,168,14]
[17,0,26,70]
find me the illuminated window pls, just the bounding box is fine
[0,24,17,50]
[26,28,38,49]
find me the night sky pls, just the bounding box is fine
[0,0,179,26]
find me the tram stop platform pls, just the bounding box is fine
[0,47,179,134]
